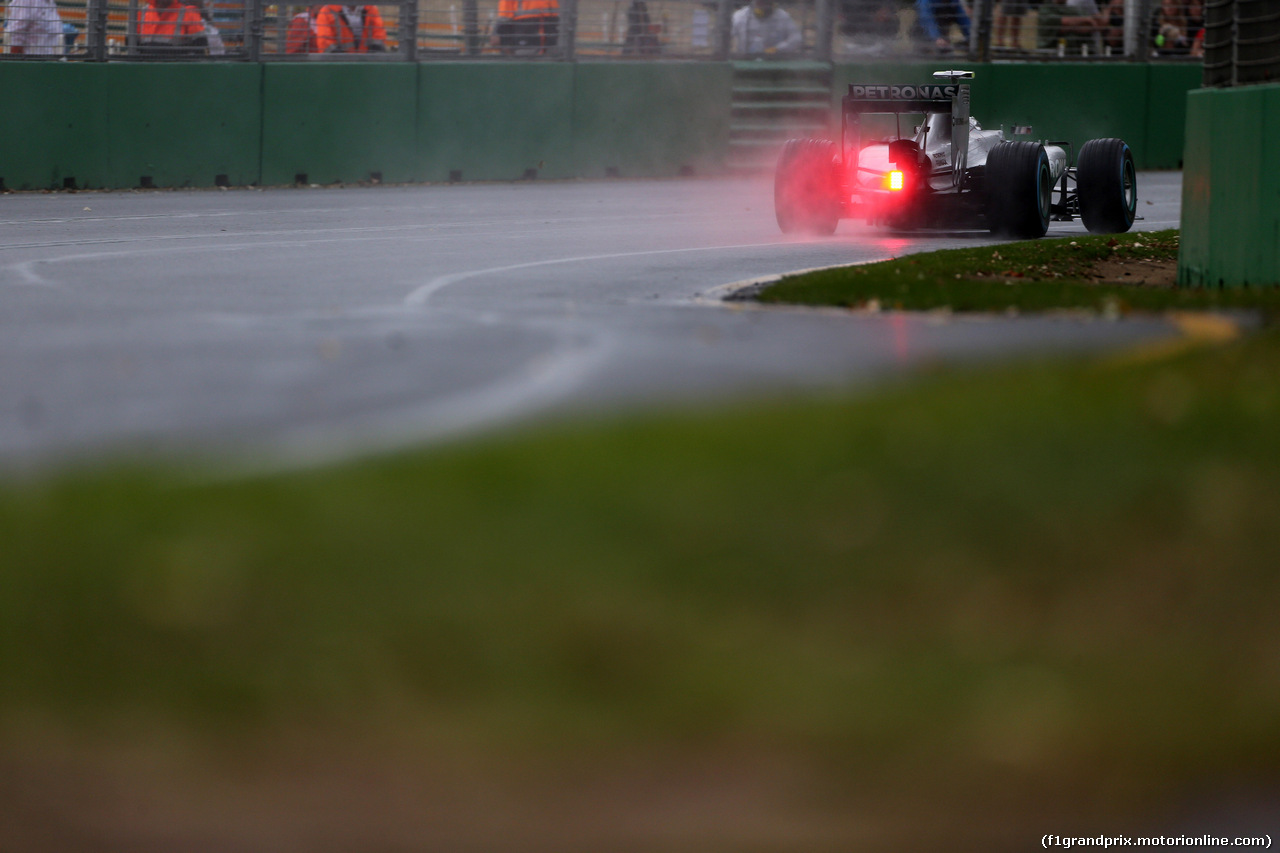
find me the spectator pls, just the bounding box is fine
[995,0,1027,49]
[1186,0,1204,34]
[187,0,226,55]
[1103,0,1125,53]
[492,0,559,55]
[137,0,209,56]
[1152,0,1191,54]
[731,0,802,54]
[622,0,660,54]
[1037,0,1105,54]
[691,1,712,48]
[286,3,322,52]
[316,3,387,53]
[4,0,65,55]
[915,0,970,51]
[1183,0,1204,56]
[841,0,900,54]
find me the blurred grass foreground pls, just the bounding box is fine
[2,281,1280,848]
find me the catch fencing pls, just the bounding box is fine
[1201,0,1280,86]
[1,0,1211,62]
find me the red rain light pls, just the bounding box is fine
[888,170,905,191]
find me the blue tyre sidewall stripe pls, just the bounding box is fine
[1120,143,1136,218]
[1038,152,1050,224]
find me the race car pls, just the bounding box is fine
[773,70,1137,238]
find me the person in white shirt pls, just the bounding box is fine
[187,0,226,55]
[5,0,65,55]
[731,0,802,54]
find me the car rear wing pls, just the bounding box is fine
[843,83,960,115]
[842,73,973,188]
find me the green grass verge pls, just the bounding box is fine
[2,324,1279,812]
[757,230,1280,316]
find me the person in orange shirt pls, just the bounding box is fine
[286,4,322,52]
[492,0,558,54]
[315,4,387,53]
[137,0,208,55]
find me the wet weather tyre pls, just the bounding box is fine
[985,140,1051,239]
[1077,137,1136,234]
[774,138,840,236]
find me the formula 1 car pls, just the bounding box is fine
[774,70,1137,238]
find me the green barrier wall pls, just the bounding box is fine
[2,61,1200,191]
[974,63,1149,165]
[418,63,575,182]
[0,62,259,190]
[571,62,732,178]
[0,64,110,190]
[262,63,419,186]
[1178,83,1280,288]
[1145,63,1203,169]
[106,64,262,188]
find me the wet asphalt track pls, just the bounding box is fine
[0,172,1183,470]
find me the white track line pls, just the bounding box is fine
[402,241,798,308]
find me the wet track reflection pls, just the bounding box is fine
[0,173,1184,469]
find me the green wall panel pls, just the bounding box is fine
[975,63,1150,167]
[1144,63,1202,169]
[571,62,733,178]
[1261,85,1280,285]
[1178,83,1280,287]
[104,63,261,188]
[1210,86,1263,285]
[262,63,418,186]
[1178,88,1213,284]
[0,63,111,190]
[417,62,574,182]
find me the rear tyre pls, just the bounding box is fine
[985,140,1051,239]
[1077,137,1136,234]
[774,138,840,236]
